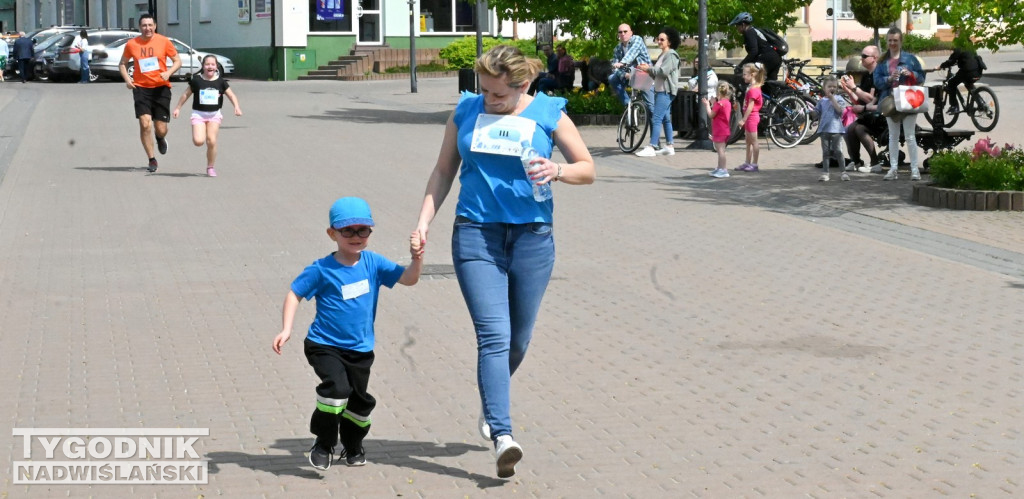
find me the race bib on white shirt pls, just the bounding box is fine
[470,114,537,156]
[138,56,160,73]
[341,279,370,300]
[199,87,219,105]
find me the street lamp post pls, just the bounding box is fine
[408,0,417,93]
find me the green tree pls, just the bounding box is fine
[905,0,1024,50]
[850,0,901,47]
[486,0,811,57]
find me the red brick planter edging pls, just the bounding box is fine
[912,184,1024,211]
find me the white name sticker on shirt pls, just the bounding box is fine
[199,87,219,105]
[341,279,370,300]
[470,114,538,157]
[138,56,160,73]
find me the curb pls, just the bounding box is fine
[912,183,1024,210]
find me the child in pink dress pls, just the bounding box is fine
[703,82,735,178]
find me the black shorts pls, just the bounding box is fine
[133,86,172,122]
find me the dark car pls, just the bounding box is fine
[30,31,76,82]
[50,29,137,82]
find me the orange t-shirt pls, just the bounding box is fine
[124,34,177,88]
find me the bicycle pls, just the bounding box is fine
[923,67,999,132]
[723,62,811,149]
[616,69,652,153]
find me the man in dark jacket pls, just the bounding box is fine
[937,48,982,113]
[12,33,34,83]
[728,12,782,81]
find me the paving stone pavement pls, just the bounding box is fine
[0,48,1022,498]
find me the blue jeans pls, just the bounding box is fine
[650,91,675,147]
[452,217,554,440]
[79,52,90,83]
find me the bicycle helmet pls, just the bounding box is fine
[729,12,753,26]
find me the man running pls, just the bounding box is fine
[119,13,182,172]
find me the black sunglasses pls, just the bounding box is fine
[860,53,874,59]
[335,227,373,238]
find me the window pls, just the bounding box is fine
[419,0,481,33]
[826,0,854,20]
[309,0,353,32]
[199,0,211,23]
[167,0,179,24]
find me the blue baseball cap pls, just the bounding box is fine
[329,197,375,229]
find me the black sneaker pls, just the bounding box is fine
[308,440,333,470]
[156,136,168,155]
[340,447,366,466]
[147,158,158,173]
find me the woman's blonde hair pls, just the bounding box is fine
[474,45,544,89]
[716,81,734,99]
[743,62,766,86]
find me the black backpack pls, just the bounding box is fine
[754,26,789,57]
[975,53,987,74]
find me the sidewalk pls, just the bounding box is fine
[0,58,1022,497]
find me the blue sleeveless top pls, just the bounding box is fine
[453,91,567,224]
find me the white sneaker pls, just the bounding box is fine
[494,435,523,479]
[819,173,829,182]
[883,169,898,180]
[844,164,856,172]
[856,166,872,173]
[635,146,657,157]
[841,173,851,181]
[657,145,675,156]
[710,168,730,178]
[870,163,885,174]
[478,413,491,441]
[910,169,921,181]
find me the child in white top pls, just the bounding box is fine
[813,75,849,181]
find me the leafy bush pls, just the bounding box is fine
[900,33,953,54]
[440,36,541,69]
[929,138,1024,191]
[561,85,624,116]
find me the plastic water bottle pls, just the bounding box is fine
[520,143,552,202]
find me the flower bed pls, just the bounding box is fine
[913,138,1024,211]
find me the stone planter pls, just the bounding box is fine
[568,114,619,126]
[912,184,1024,211]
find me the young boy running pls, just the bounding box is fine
[273,197,423,470]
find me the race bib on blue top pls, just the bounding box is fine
[470,114,537,156]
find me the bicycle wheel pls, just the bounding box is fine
[799,96,820,145]
[767,94,809,149]
[726,97,744,145]
[968,86,999,132]
[617,104,642,153]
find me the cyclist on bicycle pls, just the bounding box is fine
[728,12,782,82]
[936,46,983,114]
[609,24,652,108]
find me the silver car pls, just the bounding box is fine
[91,36,234,81]
[50,29,139,82]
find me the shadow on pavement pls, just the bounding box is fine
[206,437,504,487]
[290,108,450,125]
[657,165,919,216]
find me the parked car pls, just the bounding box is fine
[49,29,137,82]
[30,31,75,82]
[91,36,234,82]
[4,27,83,79]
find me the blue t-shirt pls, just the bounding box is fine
[453,91,566,224]
[291,251,405,352]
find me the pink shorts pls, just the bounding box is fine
[743,113,760,133]
[190,110,223,125]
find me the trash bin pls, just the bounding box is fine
[458,68,476,93]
